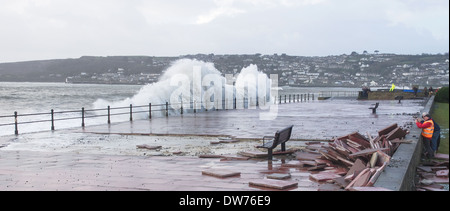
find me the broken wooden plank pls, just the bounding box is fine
[249,179,298,190]
[267,173,292,180]
[333,176,350,188]
[348,133,371,148]
[435,153,449,161]
[345,168,370,190]
[309,172,342,182]
[199,154,225,158]
[220,156,251,161]
[386,127,407,140]
[349,148,389,158]
[348,187,393,191]
[369,152,378,168]
[378,124,398,137]
[318,183,344,191]
[352,169,372,187]
[238,151,268,158]
[367,163,387,186]
[281,161,304,168]
[436,170,449,177]
[136,144,162,150]
[296,152,322,161]
[346,159,366,178]
[202,169,241,178]
[308,165,327,171]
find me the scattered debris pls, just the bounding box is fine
[290,124,410,191]
[416,153,449,191]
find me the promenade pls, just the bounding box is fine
[0,98,427,191]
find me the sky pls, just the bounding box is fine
[0,0,449,63]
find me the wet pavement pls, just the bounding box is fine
[0,150,319,191]
[0,98,427,191]
[81,98,425,140]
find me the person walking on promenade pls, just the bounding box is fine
[424,87,429,97]
[431,114,441,156]
[415,112,436,159]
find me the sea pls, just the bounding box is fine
[0,81,362,137]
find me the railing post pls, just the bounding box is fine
[181,102,184,115]
[107,106,111,124]
[14,111,18,135]
[130,104,133,121]
[149,103,152,119]
[284,95,287,104]
[81,107,85,128]
[226,98,229,110]
[51,109,55,131]
[166,102,169,117]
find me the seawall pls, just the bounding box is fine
[374,96,435,191]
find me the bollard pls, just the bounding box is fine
[51,109,55,131]
[14,111,18,135]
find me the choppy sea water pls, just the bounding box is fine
[0,82,142,136]
[0,81,363,136]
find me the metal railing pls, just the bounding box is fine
[319,91,360,98]
[0,93,315,135]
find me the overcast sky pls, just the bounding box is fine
[1,0,448,63]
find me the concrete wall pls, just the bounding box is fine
[368,90,428,100]
[374,96,435,191]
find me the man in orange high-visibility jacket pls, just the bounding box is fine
[415,113,435,159]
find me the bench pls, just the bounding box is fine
[395,96,404,103]
[257,125,294,160]
[369,102,379,114]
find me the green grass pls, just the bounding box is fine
[431,103,449,154]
